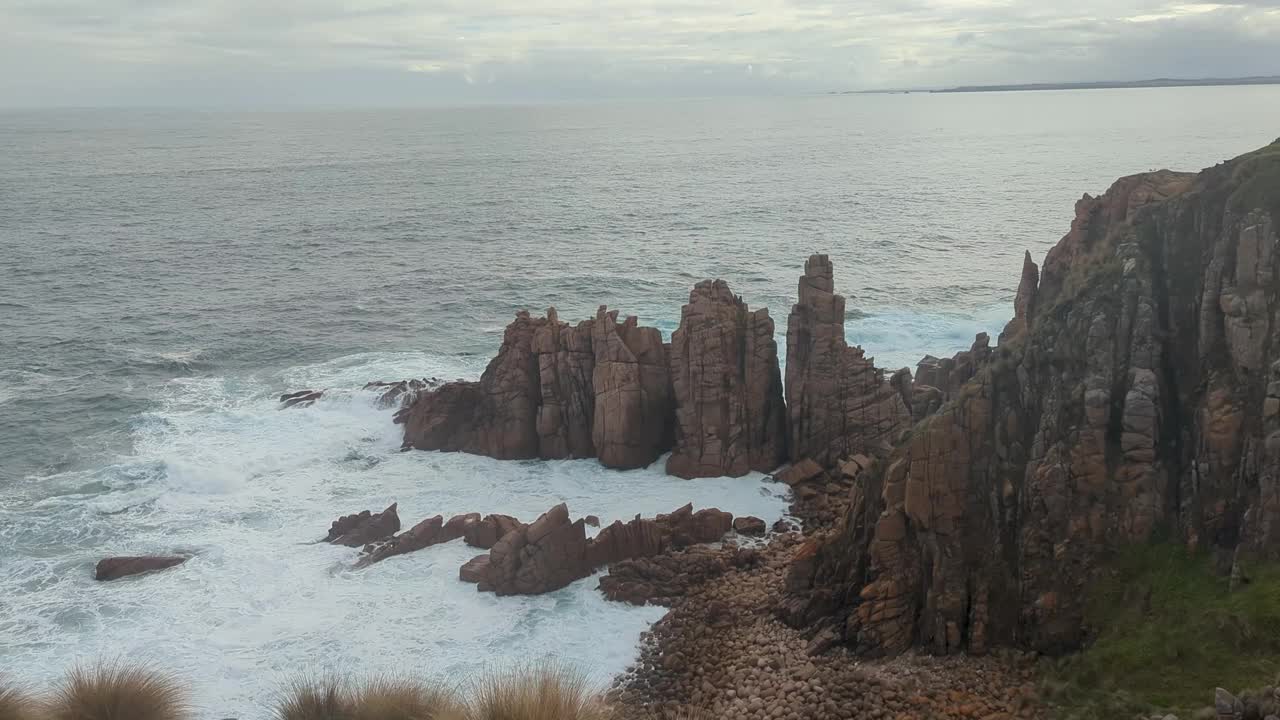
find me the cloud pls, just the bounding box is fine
[0,0,1277,106]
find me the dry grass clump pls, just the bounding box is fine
[47,663,189,720]
[0,680,43,720]
[274,676,355,720]
[351,677,464,720]
[466,667,613,720]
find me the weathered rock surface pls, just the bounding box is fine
[94,555,188,581]
[396,307,673,469]
[591,308,674,469]
[599,545,759,606]
[911,333,993,419]
[464,513,526,550]
[355,512,478,568]
[734,516,767,536]
[786,140,1280,658]
[462,503,739,595]
[785,255,912,466]
[325,504,400,547]
[279,389,323,409]
[363,378,440,409]
[666,280,786,478]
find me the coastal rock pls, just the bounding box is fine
[598,545,759,606]
[464,513,526,550]
[279,389,323,409]
[586,516,666,568]
[459,554,491,585]
[733,516,768,536]
[785,255,912,466]
[786,140,1280,657]
[325,504,400,547]
[656,503,734,547]
[363,378,439,409]
[591,307,674,469]
[396,306,672,469]
[484,503,592,595]
[94,555,188,581]
[354,511,479,568]
[666,280,786,478]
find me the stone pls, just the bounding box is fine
[279,389,323,409]
[464,513,526,550]
[734,516,767,536]
[784,255,912,466]
[459,554,491,585]
[666,279,786,478]
[484,503,593,595]
[776,459,824,486]
[94,556,188,581]
[325,504,400,547]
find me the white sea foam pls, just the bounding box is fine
[0,352,790,719]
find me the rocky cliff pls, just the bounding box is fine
[784,139,1280,657]
[398,282,801,476]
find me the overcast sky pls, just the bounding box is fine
[2,0,1278,107]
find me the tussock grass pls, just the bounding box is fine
[274,676,355,720]
[1044,544,1280,718]
[47,663,189,720]
[0,680,43,720]
[352,677,464,720]
[465,667,613,720]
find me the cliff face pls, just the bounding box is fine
[786,140,1280,657]
[785,255,913,465]
[667,280,787,479]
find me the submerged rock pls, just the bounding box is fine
[94,555,188,581]
[279,389,323,409]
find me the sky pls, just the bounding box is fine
[1,0,1279,107]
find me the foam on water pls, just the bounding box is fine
[0,352,791,719]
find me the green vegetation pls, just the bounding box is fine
[1043,544,1280,718]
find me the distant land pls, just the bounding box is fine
[833,75,1280,95]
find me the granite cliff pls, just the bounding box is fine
[784,139,1280,656]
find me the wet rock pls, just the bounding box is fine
[279,389,323,409]
[325,504,400,547]
[463,513,526,550]
[363,378,439,409]
[733,516,767,536]
[94,555,188,581]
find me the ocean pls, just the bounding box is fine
[2,87,1279,717]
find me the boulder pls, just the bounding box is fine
[598,545,759,606]
[94,556,188,581]
[656,504,733,547]
[460,555,492,585]
[356,514,445,568]
[363,378,439,409]
[325,504,400,547]
[733,516,767,536]
[666,280,786,478]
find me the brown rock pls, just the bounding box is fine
[785,255,912,466]
[94,556,188,581]
[666,279,786,478]
[787,142,1280,658]
[591,307,674,469]
[363,378,439,409]
[464,513,526,549]
[356,514,446,568]
[776,458,824,486]
[460,554,491,585]
[325,504,400,547]
[657,503,734,547]
[484,503,593,595]
[279,389,323,409]
[733,516,767,536]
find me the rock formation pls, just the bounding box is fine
[785,255,913,466]
[460,502,739,595]
[666,280,787,478]
[910,333,993,419]
[279,389,323,409]
[324,504,400,547]
[396,307,674,469]
[356,512,478,568]
[364,378,440,409]
[785,140,1280,658]
[94,555,188,581]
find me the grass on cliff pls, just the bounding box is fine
[48,663,190,720]
[1044,544,1280,718]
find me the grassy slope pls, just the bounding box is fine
[1044,545,1280,718]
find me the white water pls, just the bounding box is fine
[0,351,791,719]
